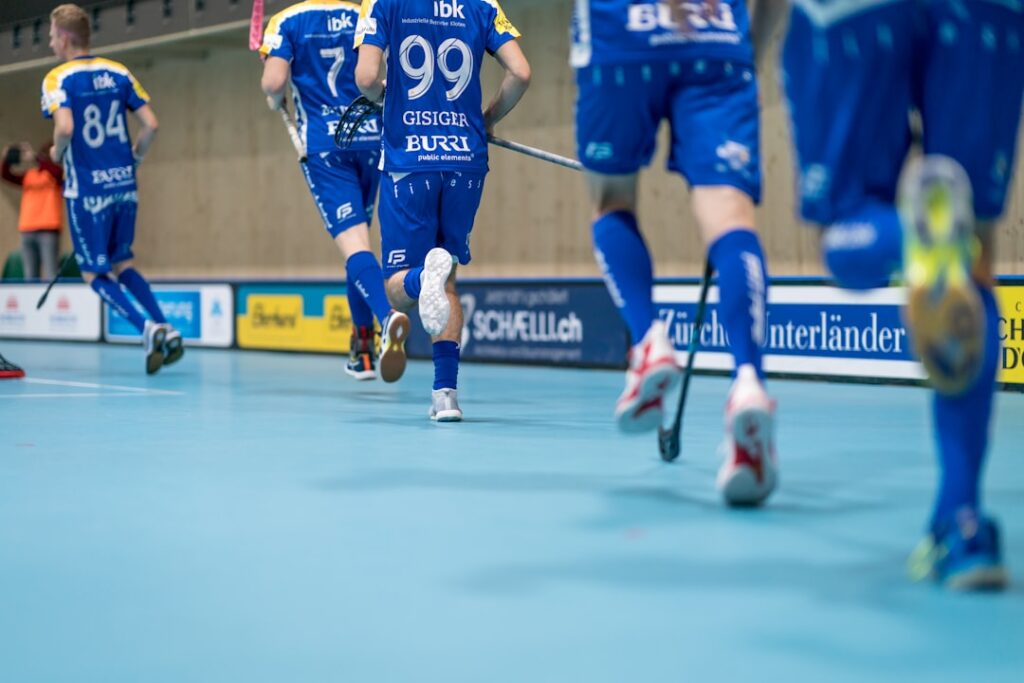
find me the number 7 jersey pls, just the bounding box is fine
[355,0,520,173]
[41,56,149,199]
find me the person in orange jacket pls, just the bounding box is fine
[1,141,64,281]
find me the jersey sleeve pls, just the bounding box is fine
[40,68,69,119]
[485,0,521,54]
[124,70,151,111]
[355,0,389,50]
[260,11,295,61]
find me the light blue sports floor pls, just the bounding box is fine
[1,340,1022,682]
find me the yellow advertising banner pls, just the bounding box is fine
[236,289,355,353]
[997,286,1024,385]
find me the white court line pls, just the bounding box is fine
[21,378,184,396]
[0,392,151,399]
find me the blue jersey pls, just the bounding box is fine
[262,1,381,153]
[571,0,753,68]
[355,0,520,173]
[41,56,149,199]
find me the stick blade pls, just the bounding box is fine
[658,425,681,462]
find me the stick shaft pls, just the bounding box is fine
[279,109,307,163]
[672,259,715,428]
[487,136,583,172]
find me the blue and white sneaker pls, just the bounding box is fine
[908,508,1009,591]
[162,324,185,367]
[379,311,411,383]
[419,248,454,337]
[142,319,166,376]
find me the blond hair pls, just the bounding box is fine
[50,4,91,49]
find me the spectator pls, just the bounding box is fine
[1,141,64,280]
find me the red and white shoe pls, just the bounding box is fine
[615,320,681,434]
[717,365,777,506]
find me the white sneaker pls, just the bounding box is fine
[419,248,454,336]
[615,320,681,433]
[717,365,778,506]
[142,320,167,375]
[429,388,463,422]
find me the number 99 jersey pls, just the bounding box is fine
[41,56,149,199]
[355,0,521,173]
[262,1,381,154]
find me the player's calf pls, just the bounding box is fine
[900,156,984,395]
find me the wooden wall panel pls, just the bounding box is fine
[1,3,1021,280]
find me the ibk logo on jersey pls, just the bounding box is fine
[434,0,465,19]
[327,14,354,32]
[92,73,117,90]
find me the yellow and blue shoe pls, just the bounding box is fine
[899,155,984,395]
[908,509,1009,592]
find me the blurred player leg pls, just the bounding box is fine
[302,151,408,382]
[576,62,680,434]
[67,196,166,374]
[904,0,1024,590]
[673,59,775,505]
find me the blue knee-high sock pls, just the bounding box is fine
[346,251,392,325]
[822,201,902,290]
[433,340,460,390]
[930,286,1000,531]
[117,268,166,324]
[708,229,768,377]
[92,275,147,333]
[592,210,656,345]
[403,267,423,300]
[346,274,375,329]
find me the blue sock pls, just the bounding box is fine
[403,267,423,300]
[822,201,902,290]
[708,229,768,377]
[117,268,166,324]
[91,275,147,333]
[592,210,655,344]
[433,340,460,390]
[345,271,375,329]
[345,251,392,325]
[930,286,1000,532]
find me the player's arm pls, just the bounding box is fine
[483,40,531,134]
[131,104,159,164]
[51,108,74,164]
[261,56,291,111]
[750,0,788,65]
[355,45,386,104]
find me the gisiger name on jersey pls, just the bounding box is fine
[434,0,465,19]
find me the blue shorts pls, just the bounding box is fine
[66,192,137,274]
[783,0,1024,224]
[377,171,486,276]
[575,59,761,202]
[301,149,382,238]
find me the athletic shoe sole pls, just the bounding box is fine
[615,361,681,434]
[901,156,984,395]
[146,326,167,376]
[163,333,185,367]
[380,313,411,383]
[419,248,454,337]
[944,563,1009,592]
[718,405,776,507]
[431,410,463,422]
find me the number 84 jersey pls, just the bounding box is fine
[571,0,753,68]
[355,0,521,173]
[262,0,382,154]
[41,56,148,199]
